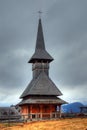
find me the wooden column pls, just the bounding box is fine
[30,105,32,120]
[50,105,52,119]
[59,105,61,118]
[28,105,30,118]
[40,104,43,119]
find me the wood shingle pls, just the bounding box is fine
[20,72,62,98]
[19,17,67,120]
[29,18,53,63]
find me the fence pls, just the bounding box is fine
[21,112,61,120]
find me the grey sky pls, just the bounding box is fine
[0,0,87,106]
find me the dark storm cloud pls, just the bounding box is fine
[46,0,87,87]
[52,40,87,87]
[46,0,87,44]
[0,0,87,105]
[0,0,36,89]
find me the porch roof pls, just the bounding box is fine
[19,96,67,105]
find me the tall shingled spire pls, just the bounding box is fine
[28,18,53,63]
[35,18,45,50]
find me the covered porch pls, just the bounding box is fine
[21,112,61,121]
[20,104,62,120]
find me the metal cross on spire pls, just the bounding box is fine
[38,11,42,19]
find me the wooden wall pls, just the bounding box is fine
[21,104,57,115]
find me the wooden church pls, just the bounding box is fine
[19,18,66,120]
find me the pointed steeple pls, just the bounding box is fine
[28,18,53,63]
[35,18,45,51]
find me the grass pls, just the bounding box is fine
[0,118,87,130]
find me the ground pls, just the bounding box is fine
[0,118,87,130]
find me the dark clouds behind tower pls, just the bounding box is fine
[0,0,87,105]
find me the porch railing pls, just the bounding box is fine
[21,112,61,120]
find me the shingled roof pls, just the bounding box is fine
[29,18,53,63]
[0,107,21,120]
[19,18,66,106]
[20,72,62,98]
[19,96,67,105]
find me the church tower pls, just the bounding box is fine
[29,18,53,79]
[19,18,66,120]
